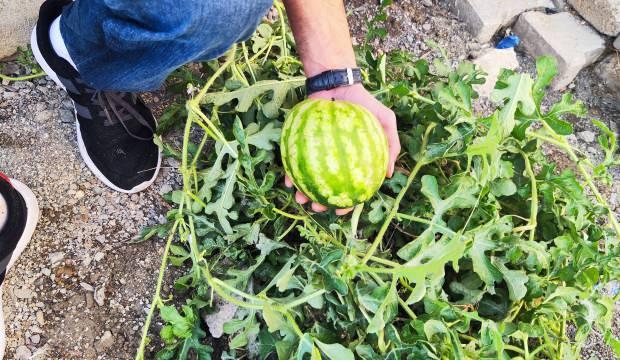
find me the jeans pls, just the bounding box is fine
[59,0,274,92]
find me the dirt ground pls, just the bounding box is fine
[0,0,618,359]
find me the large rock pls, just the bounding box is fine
[568,0,620,36]
[594,54,620,97]
[447,0,554,42]
[0,0,44,59]
[472,48,520,98]
[514,11,605,90]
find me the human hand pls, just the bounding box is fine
[285,84,401,215]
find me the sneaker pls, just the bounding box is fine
[31,0,161,194]
[0,173,40,358]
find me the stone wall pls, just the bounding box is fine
[0,0,44,59]
[448,0,620,94]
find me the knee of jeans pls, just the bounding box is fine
[196,0,274,44]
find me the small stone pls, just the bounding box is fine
[94,252,105,262]
[48,252,64,265]
[594,54,620,98]
[36,311,45,325]
[422,0,433,6]
[472,48,520,98]
[94,285,105,306]
[95,331,114,353]
[59,109,74,123]
[422,23,432,31]
[14,287,35,299]
[159,184,173,195]
[614,35,620,50]
[447,0,553,42]
[514,12,605,90]
[95,235,106,243]
[578,130,596,143]
[15,345,32,360]
[34,110,54,123]
[30,334,41,344]
[75,190,85,199]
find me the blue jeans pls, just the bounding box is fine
[60,0,274,92]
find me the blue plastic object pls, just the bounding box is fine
[496,35,520,49]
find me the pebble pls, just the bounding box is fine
[30,334,41,345]
[36,311,45,325]
[14,288,35,300]
[578,130,596,143]
[48,252,65,265]
[95,331,114,353]
[15,345,32,360]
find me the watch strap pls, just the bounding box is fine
[306,68,362,95]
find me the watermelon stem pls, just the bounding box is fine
[360,124,436,265]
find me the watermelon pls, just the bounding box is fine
[280,99,389,208]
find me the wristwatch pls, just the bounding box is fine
[306,68,363,95]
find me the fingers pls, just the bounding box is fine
[311,202,328,212]
[290,186,352,216]
[285,175,293,188]
[335,207,354,216]
[295,191,309,204]
[377,110,401,178]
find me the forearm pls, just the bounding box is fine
[283,0,356,77]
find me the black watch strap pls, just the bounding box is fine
[306,68,363,95]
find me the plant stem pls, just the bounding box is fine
[135,220,180,360]
[0,72,45,81]
[273,207,306,220]
[360,160,426,265]
[521,152,538,242]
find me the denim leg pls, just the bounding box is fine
[59,0,273,92]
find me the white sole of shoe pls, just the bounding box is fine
[30,26,162,194]
[0,179,40,359]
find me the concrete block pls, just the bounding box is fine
[594,54,620,98]
[447,0,554,42]
[472,48,520,98]
[0,0,44,59]
[513,11,606,90]
[568,0,620,36]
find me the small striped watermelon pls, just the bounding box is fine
[280,99,389,208]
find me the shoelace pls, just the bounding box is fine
[87,90,155,141]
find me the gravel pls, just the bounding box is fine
[1,1,618,358]
[0,75,180,358]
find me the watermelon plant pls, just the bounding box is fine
[136,4,620,360]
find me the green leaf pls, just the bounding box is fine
[490,73,535,136]
[296,333,316,360]
[490,178,517,197]
[469,217,512,294]
[315,339,355,360]
[160,305,193,339]
[397,175,477,261]
[203,78,305,118]
[258,328,278,360]
[263,304,286,332]
[494,260,528,301]
[532,56,558,106]
[365,279,398,334]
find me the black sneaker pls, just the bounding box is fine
[0,173,40,358]
[31,0,161,193]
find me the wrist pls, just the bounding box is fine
[306,68,363,96]
[302,55,357,77]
